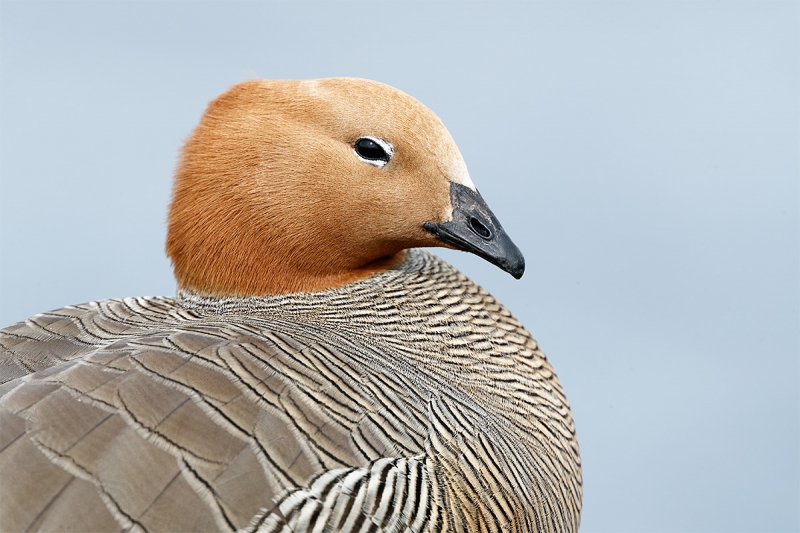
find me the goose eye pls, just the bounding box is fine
[354,137,393,168]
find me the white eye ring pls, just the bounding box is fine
[354,136,394,169]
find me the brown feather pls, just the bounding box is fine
[167,78,465,296]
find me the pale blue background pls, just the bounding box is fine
[1,1,797,531]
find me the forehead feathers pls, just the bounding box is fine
[194,78,472,188]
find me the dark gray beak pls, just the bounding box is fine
[423,182,525,279]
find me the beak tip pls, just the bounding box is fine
[503,253,525,279]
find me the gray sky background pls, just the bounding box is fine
[1,1,797,531]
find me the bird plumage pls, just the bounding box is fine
[0,78,581,532]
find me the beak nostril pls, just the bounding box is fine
[469,217,492,240]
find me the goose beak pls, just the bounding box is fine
[423,182,525,279]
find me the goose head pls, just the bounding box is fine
[167,78,524,296]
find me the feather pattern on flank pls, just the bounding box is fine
[0,250,581,532]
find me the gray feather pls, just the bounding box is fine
[0,250,581,532]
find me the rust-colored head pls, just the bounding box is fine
[167,78,521,296]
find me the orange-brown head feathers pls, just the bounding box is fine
[167,78,479,296]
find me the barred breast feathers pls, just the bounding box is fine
[0,250,581,532]
[0,78,580,533]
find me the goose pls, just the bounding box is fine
[0,78,581,532]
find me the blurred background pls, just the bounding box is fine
[1,1,797,531]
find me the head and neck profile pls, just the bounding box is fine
[166,78,524,298]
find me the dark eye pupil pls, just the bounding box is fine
[355,138,389,161]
